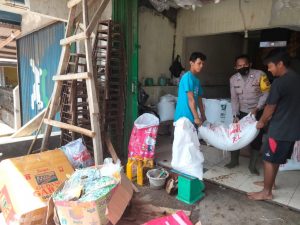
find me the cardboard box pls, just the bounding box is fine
[0,149,74,225]
[51,173,133,225]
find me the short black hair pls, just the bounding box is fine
[189,52,207,62]
[235,54,250,64]
[263,48,290,67]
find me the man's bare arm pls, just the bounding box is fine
[188,92,201,126]
[256,104,276,129]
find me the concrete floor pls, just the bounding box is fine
[133,181,300,225]
[1,132,299,225]
[154,133,300,224]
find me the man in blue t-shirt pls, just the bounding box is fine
[174,52,207,125]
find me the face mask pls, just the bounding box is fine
[237,67,250,76]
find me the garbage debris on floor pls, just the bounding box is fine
[59,138,94,169]
[143,210,193,225]
[118,197,192,225]
[49,167,133,225]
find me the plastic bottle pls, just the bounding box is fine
[126,158,137,181]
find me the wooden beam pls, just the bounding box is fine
[67,0,82,8]
[0,30,21,50]
[0,23,21,30]
[41,5,77,150]
[104,134,119,163]
[0,55,17,59]
[86,0,110,35]
[41,6,77,148]
[11,108,46,138]
[44,119,95,138]
[52,72,90,81]
[2,46,16,50]
[74,0,97,21]
[0,50,16,56]
[60,32,87,45]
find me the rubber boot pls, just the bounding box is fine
[248,150,260,175]
[225,150,240,168]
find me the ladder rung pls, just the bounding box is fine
[53,72,90,81]
[70,53,86,58]
[98,29,108,34]
[99,20,111,25]
[67,0,82,8]
[61,32,87,45]
[68,62,86,66]
[44,119,95,138]
[98,37,108,41]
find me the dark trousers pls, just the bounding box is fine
[239,110,264,151]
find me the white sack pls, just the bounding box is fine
[198,114,259,151]
[202,98,233,126]
[134,113,159,129]
[280,141,300,171]
[157,94,177,122]
[171,117,204,180]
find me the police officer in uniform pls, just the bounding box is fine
[225,54,270,175]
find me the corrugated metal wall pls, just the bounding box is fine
[17,22,64,125]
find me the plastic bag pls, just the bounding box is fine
[169,55,185,78]
[171,118,204,180]
[198,114,259,151]
[100,158,122,181]
[201,98,233,126]
[143,210,193,225]
[53,167,118,202]
[60,138,94,169]
[128,113,159,159]
[157,94,177,122]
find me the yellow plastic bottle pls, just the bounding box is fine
[137,160,144,186]
[126,158,137,181]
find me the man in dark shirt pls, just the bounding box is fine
[248,49,300,201]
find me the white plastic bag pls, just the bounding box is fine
[157,94,177,122]
[201,98,233,126]
[128,113,159,159]
[198,114,259,151]
[60,138,94,169]
[280,141,300,171]
[134,113,159,129]
[171,118,204,180]
[279,159,300,171]
[100,158,122,181]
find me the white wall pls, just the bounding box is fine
[185,34,244,98]
[139,7,175,85]
[28,0,68,21]
[7,0,112,37]
[175,0,300,62]
[21,13,55,36]
[28,0,112,21]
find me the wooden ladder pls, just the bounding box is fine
[60,53,94,152]
[92,20,126,154]
[40,0,110,165]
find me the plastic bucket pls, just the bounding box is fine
[146,168,169,189]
